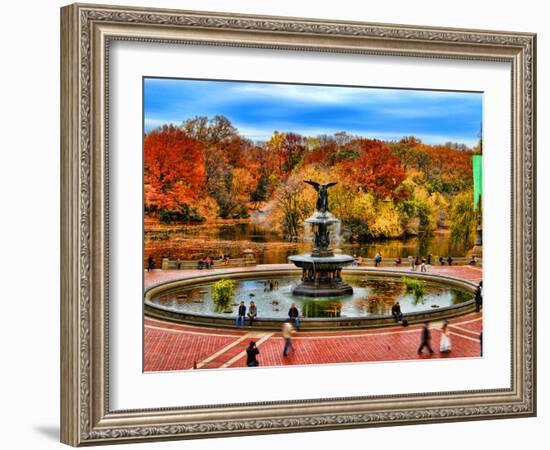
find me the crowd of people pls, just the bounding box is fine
[197,256,214,269]
[193,254,233,269]
[349,252,476,271]
[245,316,482,367]
[239,299,302,366]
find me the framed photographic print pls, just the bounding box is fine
[60,3,536,446]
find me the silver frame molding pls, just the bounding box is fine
[60,3,536,446]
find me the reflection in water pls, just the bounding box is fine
[150,275,473,319]
[144,221,470,267]
[302,300,342,318]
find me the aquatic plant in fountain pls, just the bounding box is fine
[212,279,235,312]
[402,277,426,304]
[288,181,355,297]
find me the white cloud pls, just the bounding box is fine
[235,123,477,147]
[230,83,480,107]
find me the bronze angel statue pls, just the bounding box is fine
[304,180,337,213]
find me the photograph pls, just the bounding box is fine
[142,78,484,372]
[56,2,536,446]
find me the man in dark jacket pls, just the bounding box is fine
[475,281,483,312]
[288,303,301,331]
[246,341,260,367]
[236,301,246,328]
[417,322,434,354]
[391,301,403,322]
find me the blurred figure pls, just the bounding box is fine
[374,252,382,267]
[246,341,260,367]
[282,321,296,356]
[475,281,483,312]
[417,322,434,354]
[147,255,155,272]
[439,321,452,353]
[479,331,483,357]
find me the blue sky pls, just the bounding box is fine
[144,78,482,147]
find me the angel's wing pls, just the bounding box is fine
[304,180,320,191]
[324,182,338,188]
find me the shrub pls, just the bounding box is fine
[212,279,235,312]
[402,277,426,302]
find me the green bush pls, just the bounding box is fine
[212,279,235,312]
[402,277,426,303]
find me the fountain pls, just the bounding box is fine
[288,180,355,297]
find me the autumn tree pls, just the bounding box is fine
[273,175,312,238]
[339,139,406,200]
[144,125,206,221]
[181,115,238,144]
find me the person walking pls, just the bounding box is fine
[417,322,434,354]
[246,341,260,367]
[420,257,427,273]
[374,252,382,267]
[479,331,483,357]
[288,303,301,331]
[147,255,155,272]
[439,321,452,353]
[247,301,257,326]
[408,255,414,271]
[236,301,246,328]
[391,301,403,322]
[282,321,296,356]
[475,280,483,311]
[447,255,453,266]
[427,253,432,265]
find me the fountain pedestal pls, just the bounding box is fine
[289,204,354,297]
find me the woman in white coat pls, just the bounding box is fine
[440,321,452,353]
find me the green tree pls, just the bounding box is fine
[450,190,476,247]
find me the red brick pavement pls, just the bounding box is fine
[144,264,482,372]
[144,312,482,372]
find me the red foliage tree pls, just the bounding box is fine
[144,125,206,213]
[339,139,406,199]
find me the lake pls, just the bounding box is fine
[144,220,470,267]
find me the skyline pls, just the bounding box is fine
[144,78,483,147]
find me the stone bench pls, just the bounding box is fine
[161,257,256,270]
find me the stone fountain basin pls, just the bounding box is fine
[305,216,340,225]
[288,254,355,264]
[144,268,477,331]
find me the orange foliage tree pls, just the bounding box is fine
[144,125,206,219]
[339,139,406,200]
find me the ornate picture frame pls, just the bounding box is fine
[60,3,536,446]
